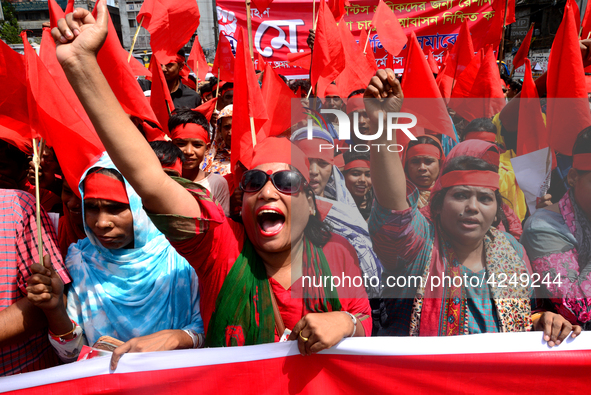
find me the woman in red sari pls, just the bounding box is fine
[51,2,371,363]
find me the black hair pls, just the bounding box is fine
[278,74,288,84]
[168,107,209,133]
[290,79,311,95]
[200,83,213,95]
[219,82,234,93]
[343,150,370,165]
[508,80,522,92]
[0,139,29,174]
[176,49,186,63]
[149,141,186,166]
[347,89,365,99]
[430,156,508,230]
[463,118,496,135]
[573,126,591,174]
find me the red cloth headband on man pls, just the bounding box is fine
[162,158,183,175]
[84,172,129,204]
[573,153,591,171]
[405,144,442,163]
[295,138,335,164]
[464,131,497,143]
[440,170,500,190]
[346,94,365,114]
[250,137,311,182]
[171,123,210,143]
[175,55,185,64]
[324,84,340,97]
[344,159,370,171]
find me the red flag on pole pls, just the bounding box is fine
[436,20,474,99]
[493,0,516,25]
[232,27,268,170]
[91,5,160,131]
[546,0,591,155]
[261,62,303,137]
[187,36,209,82]
[426,50,439,74]
[137,0,200,64]
[482,5,504,53]
[149,53,175,136]
[47,0,64,29]
[328,0,351,22]
[371,0,407,56]
[193,98,218,122]
[335,21,376,98]
[310,0,346,97]
[516,59,548,157]
[212,33,235,82]
[21,33,103,198]
[252,0,273,14]
[512,24,534,70]
[287,51,311,70]
[359,28,378,74]
[65,0,75,13]
[401,32,455,140]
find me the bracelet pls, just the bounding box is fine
[183,329,199,349]
[531,312,543,323]
[343,311,357,338]
[49,320,77,339]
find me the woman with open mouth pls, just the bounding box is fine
[366,69,580,345]
[49,5,371,356]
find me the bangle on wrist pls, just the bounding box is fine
[531,312,543,324]
[183,329,201,349]
[49,319,77,339]
[343,311,357,338]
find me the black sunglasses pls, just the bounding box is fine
[240,169,307,194]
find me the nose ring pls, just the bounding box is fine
[108,221,114,227]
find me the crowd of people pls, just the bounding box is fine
[1,1,591,379]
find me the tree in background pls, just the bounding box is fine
[0,1,22,44]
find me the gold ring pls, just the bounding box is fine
[299,331,309,342]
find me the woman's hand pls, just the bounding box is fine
[363,68,404,127]
[51,0,108,66]
[26,255,65,312]
[110,329,193,370]
[288,312,354,356]
[534,311,582,347]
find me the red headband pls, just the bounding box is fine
[324,84,340,97]
[162,158,183,175]
[84,172,129,204]
[464,131,497,143]
[573,153,591,171]
[250,138,311,182]
[344,159,370,171]
[346,95,365,114]
[440,170,500,190]
[295,138,335,164]
[175,55,185,64]
[171,123,210,143]
[406,144,442,163]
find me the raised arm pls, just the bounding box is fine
[52,0,199,217]
[364,69,408,211]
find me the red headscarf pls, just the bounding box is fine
[250,137,310,182]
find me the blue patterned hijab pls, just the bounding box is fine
[65,153,202,345]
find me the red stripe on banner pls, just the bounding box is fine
[8,350,591,395]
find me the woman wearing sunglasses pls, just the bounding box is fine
[51,4,371,359]
[366,69,579,344]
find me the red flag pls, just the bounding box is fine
[261,62,303,137]
[47,0,64,29]
[0,39,33,153]
[212,33,235,82]
[450,48,482,100]
[335,21,376,98]
[513,24,534,70]
[360,28,378,73]
[450,46,505,121]
[187,36,208,82]
[232,27,268,170]
[149,53,175,136]
[546,0,591,156]
[401,32,455,141]
[328,0,350,22]
[179,66,197,90]
[517,59,548,156]
[21,33,103,198]
[493,0,516,25]
[426,51,439,74]
[582,0,591,39]
[371,0,407,56]
[386,53,394,69]
[65,0,75,13]
[257,52,267,72]
[482,5,504,53]
[193,98,218,122]
[287,51,311,69]
[310,0,346,97]
[436,20,474,99]
[91,5,160,131]
[137,0,200,64]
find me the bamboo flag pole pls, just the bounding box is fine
[363,26,372,55]
[215,69,221,98]
[245,0,255,63]
[250,117,257,147]
[128,16,145,62]
[32,138,44,264]
[498,0,509,74]
[312,0,316,30]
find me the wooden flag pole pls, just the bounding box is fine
[165,100,172,116]
[245,0,255,63]
[128,16,145,62]
[312,0,316,30]
[498,0,509,74]
[32,138,44,264]
[215,69,221,98]
[363,27,372,55]
[250,116,257,147]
